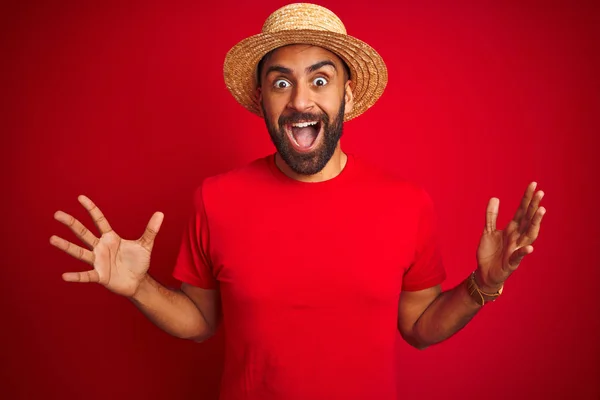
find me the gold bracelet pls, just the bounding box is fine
[466,271,503,306]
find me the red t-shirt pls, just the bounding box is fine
[173,153,446,400]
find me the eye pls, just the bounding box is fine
[274,79,290,89]
[313,77,328,87]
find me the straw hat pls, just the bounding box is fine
[223,3,388,121]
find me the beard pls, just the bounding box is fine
[261,98,345,176]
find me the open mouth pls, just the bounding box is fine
[284,120,323,153]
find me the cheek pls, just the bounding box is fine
[262,96,288,122]
[316,92,343,117]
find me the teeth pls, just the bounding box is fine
[291,121,318,128]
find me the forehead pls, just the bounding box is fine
[263,44,344,70]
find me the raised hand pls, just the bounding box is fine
[50,195,164,297]
[475,182,546,291]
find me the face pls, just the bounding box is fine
[257,44,354,175]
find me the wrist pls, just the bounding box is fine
[474,269,503,293]
[129,274,152,302]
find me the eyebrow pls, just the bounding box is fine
[306,60,337,73]
[265,60,337,77]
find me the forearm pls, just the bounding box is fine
[128,274,213,342]
[408,278,482,349]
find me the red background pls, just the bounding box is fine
[2,0,599,399]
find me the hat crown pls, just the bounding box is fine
[261,3,347,35]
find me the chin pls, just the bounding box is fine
[280,143,334,175]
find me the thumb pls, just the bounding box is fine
[485,197,500,233]
[139,212,164,250]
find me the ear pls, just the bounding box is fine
[255,86,264,117]
[343,80,354,116]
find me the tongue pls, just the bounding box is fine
[292,126,318,148]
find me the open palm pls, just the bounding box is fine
[50,195,164,297]
[475,182,546,290]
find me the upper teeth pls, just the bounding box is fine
[291,121,318,128]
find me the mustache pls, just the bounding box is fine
[278,112,329,127]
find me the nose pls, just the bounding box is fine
[287,81,314,113]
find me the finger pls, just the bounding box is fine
[508,245,534,269]
[53,211,100,249]
[138,212,164,251]
[62,269,100,283]
[50,235,95,265]
[78,195,113,235]
[517,206,546,247]
[507,182,537,235]
[485,197,499,233]
[519,190,544,234]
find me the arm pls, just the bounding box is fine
[130,277,221,342]
[398,182,546,350]
[397,280,481,350]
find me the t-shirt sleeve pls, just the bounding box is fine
[172,182,218,289]
[402,187,446,291]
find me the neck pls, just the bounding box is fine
[275,144,347,183]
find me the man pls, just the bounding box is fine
[50,3,546,400]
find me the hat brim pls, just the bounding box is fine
[223,30,388,121]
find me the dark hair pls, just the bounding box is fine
[256,48,351,86]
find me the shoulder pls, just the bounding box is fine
[192,154,273,202]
